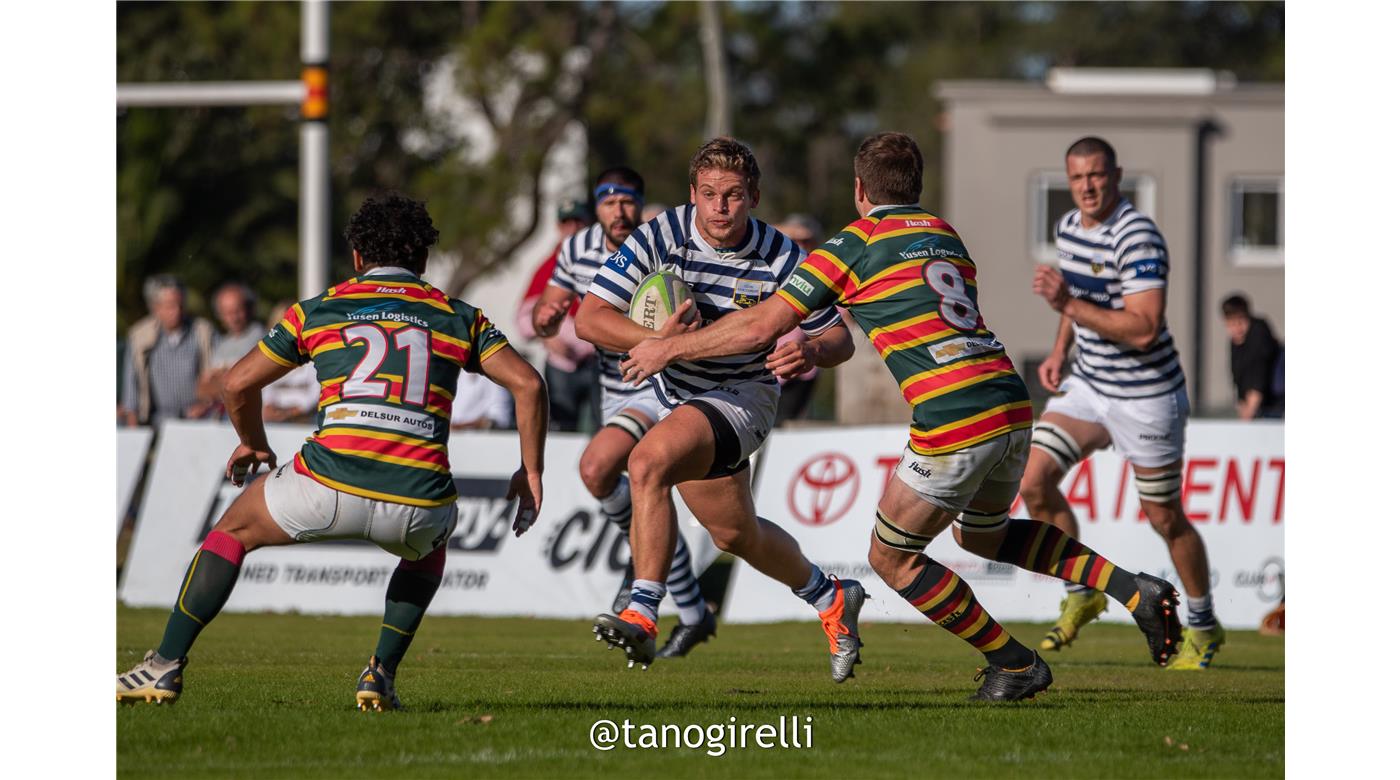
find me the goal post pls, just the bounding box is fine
[116,0,330,300]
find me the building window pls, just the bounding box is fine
[1229,177,1284,267]
[1030,172,1156,262]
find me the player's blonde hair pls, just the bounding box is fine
[688,137,761,195]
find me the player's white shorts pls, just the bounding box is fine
[1043,374,1188,468]
[263,462,458,561]
[656,380,779,477]
[601,386,665,426]
[895,429,1031,514]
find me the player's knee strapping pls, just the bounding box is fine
[954,506,1010,535]
[874,509,935,552]
[1135,469,1183,503]
[604,409,652,444]
[1031,422,1083,474]
[898,557,1029,667]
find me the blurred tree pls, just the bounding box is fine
[117,1,464,329]
[117,1,620,325]
[1019,1,1286,80]
[413,1,619,297]
[581,2,710,210]
[117,2,302,328]
[117,1,1283,330]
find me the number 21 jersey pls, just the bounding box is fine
[259,268,508,506]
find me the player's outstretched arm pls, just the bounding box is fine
[766,321,855,381]
[531,284,576,339]
[221,347,293,485]
[623,295,802,384]
[479,344,548,536]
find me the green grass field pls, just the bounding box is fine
[117,606,1283,778]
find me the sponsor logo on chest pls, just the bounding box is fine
[733,279,764,308]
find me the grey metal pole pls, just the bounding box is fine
[699,1,731,139]
[299,0,330,300]
[117,82,303,108]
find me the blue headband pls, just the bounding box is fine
[594,183,643,205]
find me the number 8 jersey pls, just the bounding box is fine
[776,205,1032,456]
[258,267,509,506]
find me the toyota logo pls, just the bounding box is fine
[788,453,860,527]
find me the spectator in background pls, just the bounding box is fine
[210,283,263,366]
[556,197,592,237]
[451,370,514,430]
[1221,293,1284,419]
[515,198,600,431]
[197,282,264,415]
[119,274,215,426]
[776,213,823,254]
[260,301,320,424]
[774,214,826,424]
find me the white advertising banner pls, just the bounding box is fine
[727,421,1283,629]
[116,427,154,532]
[119,421,718,618]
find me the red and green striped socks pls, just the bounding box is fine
[994,519,1139,605]
[898,556,1034,669]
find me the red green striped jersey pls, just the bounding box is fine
[776,205,1031,455]
[259,268,509,506]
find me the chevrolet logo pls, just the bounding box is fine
[933,343,964,360]
[326,408,358,421]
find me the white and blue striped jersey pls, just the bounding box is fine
[588,205,842,403]
[547,223,632,395]
[1055,198,1185,399]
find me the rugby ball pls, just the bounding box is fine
[628,269,698,331]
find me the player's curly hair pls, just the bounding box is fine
[343,193,440,274]
[688,137,760,196]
